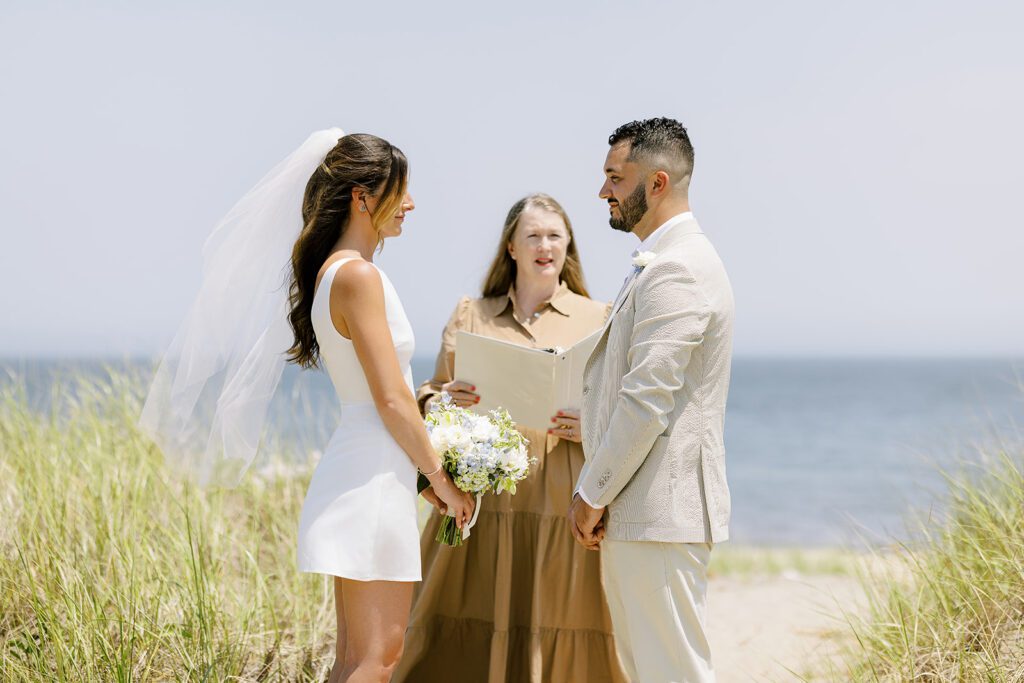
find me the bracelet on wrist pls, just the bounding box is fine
[420,462,443,478]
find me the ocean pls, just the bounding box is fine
[3,357,1021,548]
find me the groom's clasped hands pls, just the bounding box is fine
[555,410,606,552]
[569,487,606,552]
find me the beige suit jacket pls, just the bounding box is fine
[577,216,734,543]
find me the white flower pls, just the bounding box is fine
[471,417,500,443]
[510,447,529,472]
[632,251,657,269]
[448,424,472,450]
[428,425,450,452]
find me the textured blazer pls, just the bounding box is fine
[577,216,734,543]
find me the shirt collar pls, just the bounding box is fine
[635,211,694,255]
[489,280,575,317]
[547,281,575,316]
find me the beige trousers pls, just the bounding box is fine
[601,540,715,683]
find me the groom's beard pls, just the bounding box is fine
[609,183,648,233]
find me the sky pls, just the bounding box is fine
[1,1,1021,358]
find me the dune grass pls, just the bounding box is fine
[842,446,1024,681]
[8,369,1022,681]
[0,370,336,682]
[708,545,863,579]
[3,369,867,681]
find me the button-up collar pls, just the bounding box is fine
[482,280,578,319]
[635,211,694,256]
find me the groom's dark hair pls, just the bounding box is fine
[609,117,694,186]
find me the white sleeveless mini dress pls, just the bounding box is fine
[297,258,422,582]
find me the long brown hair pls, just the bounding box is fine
[481,193,590,299]
[286,133,408,368]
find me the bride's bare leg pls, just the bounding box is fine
[327,577,347,683]
[337,579,413,683]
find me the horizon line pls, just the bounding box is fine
[2,353,1022,364]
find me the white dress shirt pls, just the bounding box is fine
[636,211,694,255]
[576,211,695,509]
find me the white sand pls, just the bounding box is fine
[706,573,865,682]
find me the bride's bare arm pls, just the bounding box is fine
[330,261,474,524]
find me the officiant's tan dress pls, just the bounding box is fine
[393,282,627,683]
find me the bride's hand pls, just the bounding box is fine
[433,380,479,409]
[428,471,476,529]
[420,486,447,515]
[549,408,582,443]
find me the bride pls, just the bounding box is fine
[141,130,475,683]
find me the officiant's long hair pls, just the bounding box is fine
[286,133,409,368]
[482,193,591,299]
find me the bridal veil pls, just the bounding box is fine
[139,128,344,486]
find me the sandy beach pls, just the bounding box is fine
[708,573,864,682]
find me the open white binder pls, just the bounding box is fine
[453,329,603,431]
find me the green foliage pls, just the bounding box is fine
[708,546,862,579]
[844,448,1024,681]
[6,369,1021,681]
[0,370,336,682]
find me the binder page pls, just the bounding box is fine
[454,331,556,431]
[553,328,603,411]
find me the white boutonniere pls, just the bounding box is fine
[631,251,657,271]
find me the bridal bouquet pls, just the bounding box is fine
[424,392,532,546]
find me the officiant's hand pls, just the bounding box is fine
[433,380,480,409]
[549,409,581,443]
[568,493,605,551]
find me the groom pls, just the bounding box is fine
[569,118,734,682]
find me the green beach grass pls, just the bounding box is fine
[709,544,862,579]
[3,369,1021,681]
[0,370,337,681]
[3,369,861,681]
[841,445,1024,680]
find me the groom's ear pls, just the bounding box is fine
[650,170,671,198]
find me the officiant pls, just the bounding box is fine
[393,194,627,683]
